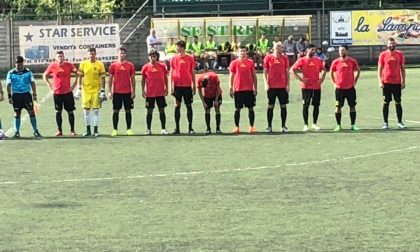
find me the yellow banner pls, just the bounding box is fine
[352,10,420,45]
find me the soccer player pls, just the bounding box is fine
[197,69,222,134]
[76,47,106,137]
[6,56,41,138]
[229,46,258,134]
[141,50,169,135]
[43,51,78,136]
[108,47,136,136]
[330,44,361,131]
[378,37,406,129]
[290,44,326,131]
[171,40,196,134]
[0,80,5,139]
[263,42,290,133]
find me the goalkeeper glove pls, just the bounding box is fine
[74,88,81,100]
[99,89,107,102]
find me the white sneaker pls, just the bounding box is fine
[303,125,309,132]
[145,129,152,135]
[312,124,321,131]
[397,122,406,129]
[382,123,389,129]
[281,127,289,133]
[161,129,169,135]
[265,127,272,133]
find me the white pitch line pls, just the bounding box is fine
[0,144,419,186]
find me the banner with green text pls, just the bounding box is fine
[152,16,311,48]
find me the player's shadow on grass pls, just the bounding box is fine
[3,127,420,140]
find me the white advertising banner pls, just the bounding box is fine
[19,24,120,65]
[330,11,352,45]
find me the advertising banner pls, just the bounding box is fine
[331,10,420,46]
[152,16,311,47]
[19,24,120,65]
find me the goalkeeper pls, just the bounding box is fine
[75,47,106,137]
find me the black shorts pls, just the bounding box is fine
[267,88,289,105]
[336,87,357,107]
[173,87,193,105]
[54,92,75,111]
[383,84,402,103]
[204,96,222,109]
[301,89,321,106]
[146,96,167,109]
[12,92,33,112]
[234,91,256,109]
[113,93,134,110]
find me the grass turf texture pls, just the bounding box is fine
[0,69,419,251]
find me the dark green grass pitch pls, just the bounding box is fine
[0,69,419,251]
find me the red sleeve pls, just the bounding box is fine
[44,64,53,75]
[130,63,136,76]
[197,75,203,88]
[378,52,384,66]
[263,55,270,69]
[285,56,290,69]
[109,64,115,75]
[190,56,195,72]
[141,65,147,77]
[68,63,75,72]
[293,58,302,70]
[352,58,360,71]
[330,59,337,72]
[161,63,168,75]
[170,56,176,69]
[400,52,405,66]
[229,60,236,74]
[249,60,255,74]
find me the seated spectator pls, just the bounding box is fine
[203,34,219,70]
[217,41,232,70]
[190,35,205,70]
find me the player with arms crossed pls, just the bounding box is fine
[43,51,78,136]
[330,45,361,131]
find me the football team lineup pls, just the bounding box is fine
[0,37,410,139]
